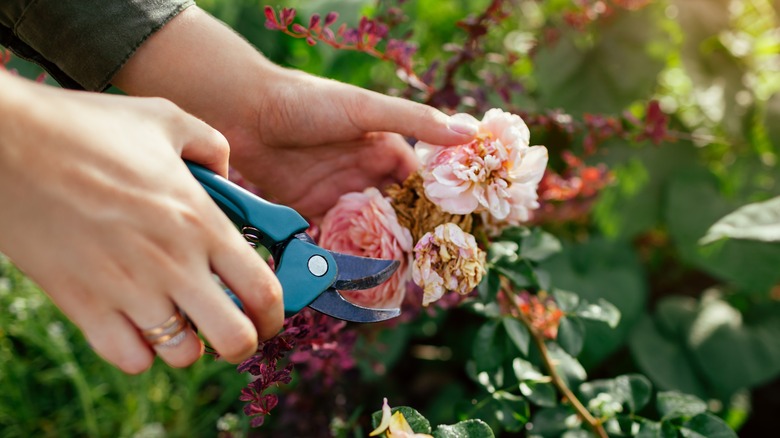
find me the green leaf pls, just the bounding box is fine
[561,430,590,438]
[493,263,534,289]
[519,380,558,408]
[686,299,780,396]
[502,317,530,356]
[371,406,432,434]
[657,391,707,420]
[577,374,652,414]
[528,406,580,437]
[575,299,621,328]
[616,415,637,435]
[478,270,501,302]
[546,343,587,388]
[700,196,780,244]
[492,392,529,432]
[629,310,709,398]
[488,241,520,264]
[634,295,780,397]
[552,289,580,313]
[511,358,558,407]
[473,320,503,372]
[637,420,678,438]
[520,228,562,261]
[495,226,531,245]
[665,170,780,293]
[539,238,647,368]
[462,300,502,319]
[512,358,544,381]
[556,316,585,357]
[680,413,737,438]
[432,419,495,438]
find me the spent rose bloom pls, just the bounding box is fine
[416,109,548,224]
[319,188,413,309]
[412,223,486,306]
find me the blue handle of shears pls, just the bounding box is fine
[185,161,338,316]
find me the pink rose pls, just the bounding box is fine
[318,188,413,309]
[416,109,548,224]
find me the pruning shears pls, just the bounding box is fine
[186,161,401,323]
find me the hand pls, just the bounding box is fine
[230,71,479,221]
[113,6,478,221]
[0,71,283,373]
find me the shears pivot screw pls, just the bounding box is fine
[308,255,328,277]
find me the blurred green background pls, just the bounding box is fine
[3,0,780,436]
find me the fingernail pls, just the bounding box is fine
[447,114,479,136]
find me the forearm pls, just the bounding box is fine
[112,6,282,144]
[0,71,49,165]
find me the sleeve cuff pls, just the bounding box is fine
[14,0,195,91]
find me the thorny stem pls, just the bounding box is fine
[507,287,609,438]
[279,28,387,58]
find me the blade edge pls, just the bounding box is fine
[308,288,400,323]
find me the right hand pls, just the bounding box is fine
[0,71,283,373]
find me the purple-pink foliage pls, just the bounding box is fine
[236,308,357,427]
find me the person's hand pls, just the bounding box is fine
[229,70,479,222]
[0,71,283,373]
[113,6,478,221]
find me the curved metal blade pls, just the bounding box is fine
[308,288,400,322]
[329,251,399,291]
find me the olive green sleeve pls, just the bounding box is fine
[0,0,194,91]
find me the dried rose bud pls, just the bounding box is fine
[412,223,486,306]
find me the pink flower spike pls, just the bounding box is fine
[280,7,296,26]
[322,27,336,41]
[309,13,321,31]
[291,23,308,34]
[264,6,278,24]
[324,11,339,26]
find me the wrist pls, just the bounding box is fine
[0,72,43,161]
[112,6,282,139]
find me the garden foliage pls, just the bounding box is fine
[2,0,780,437]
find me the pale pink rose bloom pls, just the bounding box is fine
[319,188,413,309]
[412,223,486,306]
[416,109,548,224]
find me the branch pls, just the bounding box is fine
[510,291,608,438]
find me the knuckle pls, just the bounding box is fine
[147,96,180,116]
[218,323,258,363]
[250,272,283,308]
[164,342,203,368]
[411,101,439,123]
[209,130,230,160]
[117,351,154,375]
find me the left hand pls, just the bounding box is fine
[228,70,478,221]
[114,6,477,221]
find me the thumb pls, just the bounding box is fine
[351,89,479,145]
